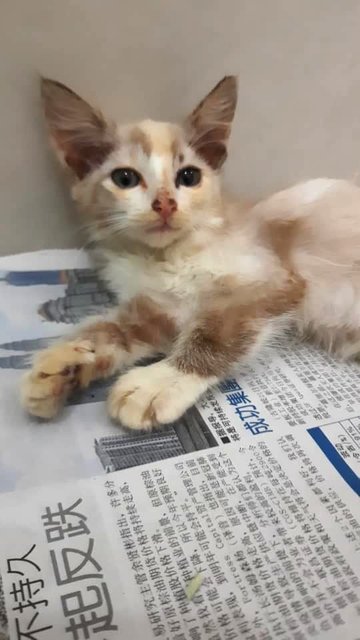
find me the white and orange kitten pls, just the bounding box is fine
[22,76,360,429]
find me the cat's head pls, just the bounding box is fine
[41,76,237,249]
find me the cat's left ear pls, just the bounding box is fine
[185,76,237,170]
[41,78,116,179]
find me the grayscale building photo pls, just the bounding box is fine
[95,408,217,472]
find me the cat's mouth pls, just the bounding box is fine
[147,222,178,234]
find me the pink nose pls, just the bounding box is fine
[152,196,177,221]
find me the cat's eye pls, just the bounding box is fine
[176,166,202,188]
[111,168,141,189]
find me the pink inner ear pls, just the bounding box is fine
[196,142,227,170]
[63,141,114,179]
[186,117,232,170]
[185,77,237,170]
[42,78,115,179]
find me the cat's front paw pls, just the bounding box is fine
[21,340,96,419]
[107,361,210,430]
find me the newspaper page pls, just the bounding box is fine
[0,250,359,639]
[0,433,359,639]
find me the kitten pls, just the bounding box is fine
[21,76,360,429]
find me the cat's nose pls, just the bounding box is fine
[152,195,177,221]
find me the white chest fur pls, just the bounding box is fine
[101,251,209,315]
[100,238,275,322]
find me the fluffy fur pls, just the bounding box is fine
[21,76,360,429]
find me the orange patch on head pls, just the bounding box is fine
[128,127,152,156]
[170,138,182,162]
[138,120,183,159]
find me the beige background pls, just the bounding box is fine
[1,0,360,255]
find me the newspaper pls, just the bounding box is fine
[0,250,359,639]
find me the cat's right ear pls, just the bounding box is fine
[41,78,115,179]
[185,76,237,170]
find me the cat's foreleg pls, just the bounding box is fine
[21,297,176,419]
[108,309,268,430]
[108,263,308,431]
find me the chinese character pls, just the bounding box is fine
[62,582,118,639]
[234,405,259,420]
[243,417,272,435]
[15,614,52,639]
[218,379,241,393]
[226,390,250,406]
[50,538,103,586]
[10,578,47,613]
[41,498,90,543]
[7,545,40,576]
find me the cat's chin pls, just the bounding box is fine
[139,227,187,248]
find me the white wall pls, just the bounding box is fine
[1,0,360,254]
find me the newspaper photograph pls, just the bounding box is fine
[0,250,359,639]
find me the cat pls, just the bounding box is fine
[21,75,360,430]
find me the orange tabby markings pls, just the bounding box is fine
[128,127,152,157]
[23,77,360,430]
[21,301,175,420]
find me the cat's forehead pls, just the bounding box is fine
[122,119,185,159]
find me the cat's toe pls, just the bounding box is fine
[107,362,206,430]
[21,340,96,419]
[21,372,67,419]
[22,388,64,419]
[107,371,156,430]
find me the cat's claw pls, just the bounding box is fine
[108,361,208,430]
[21,340,96,419]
